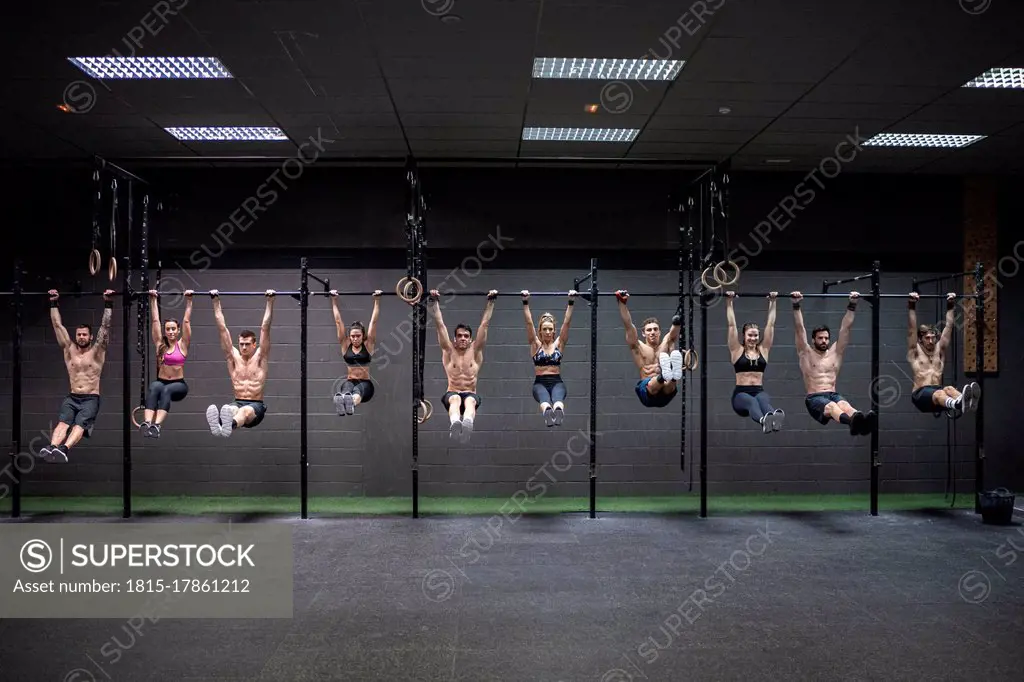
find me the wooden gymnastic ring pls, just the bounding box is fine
[130,405,146,429]
[396,276,423,304]
[108,256,117,282]
[403,280,417,299]
[714,260,741,286]
[683,348,699,371]
[417,399,433,424]
[88,249,102,275]
[701,267,722,291]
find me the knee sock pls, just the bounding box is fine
[839,413,852,425]
[945,397,959,409]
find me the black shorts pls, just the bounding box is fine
[339,379,375,403]
[911,385,944,413]
[805,391,844,425]
[232,400,267,428]
[57,393,101,436]
[442,391,480,413]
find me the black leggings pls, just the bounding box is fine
[731,386,774,423]
[146,379,188,412]
[532,375,567,404]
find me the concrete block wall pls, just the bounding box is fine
[0,267,979,499]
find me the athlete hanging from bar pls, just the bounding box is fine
[522,289,577,426]
[792,291,876,435]
[139,289,193,437]
[330,289,382,416]
[906,292,980,415]
[205,289,275,436]
[428,289,496,443]
[40,289,115,462]
[725,291,784,433]
[616,290,687,408]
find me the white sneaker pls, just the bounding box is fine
[461,417,474,443]
[658,352,673,382]
[669,349,684,381]
[343,393,355,415]
[220,404,239,437]
[206,405,223,436]
[964,382,981,412]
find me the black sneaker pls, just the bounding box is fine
[849,412,865,436]
[51,445,69,463]
[553,406,565,426]
[863,410,877,435]
[544,408,556,427]
[148,423,161,438]
[38,445,53,462]
[140,421,152,437]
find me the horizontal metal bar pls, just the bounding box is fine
[96,156,149,186]
[879,293,978,299]
[310,291,400,296]
[0,291,124,296]
[822,273,874,288]
[733,292,864,298]
[190,291,301,296]
[912,271,974,287]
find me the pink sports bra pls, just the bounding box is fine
[162,342,186,366]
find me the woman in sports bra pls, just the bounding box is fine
[140,289,193,437]
[725,291,783,433]
[330,289,381,416]
[522,289,576,426]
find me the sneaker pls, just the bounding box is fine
[461,417,474,443]
[220,404,239,437]
[771,409,784,432]
[51,445,69,463]
[658,352,673,382]
[206,405,223,437]
[38,445,53,462]
[669,349,684,381]
[450,419,463,441]
[760,415,770,434]
[343,393,355,416]
[140,421,152,437]
[544,408,556,427]
[333,392,347,416]
[553,406,565,426]
[849,411,865,436]
[148,423,161,439]
[863,410,877,435]
[964,382,981,412]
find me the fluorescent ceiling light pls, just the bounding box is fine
[68,56,232,79]
[532,58,683,81]
[522,127,639,142]
[862,133,985,148]
[962,67,1024,89]
[165,127,288,141]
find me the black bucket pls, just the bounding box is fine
[978,488,1015,526]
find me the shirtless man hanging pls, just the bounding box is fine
[205,290,275,437]
[792,291,876,435]
[428,289,496,443]
[41,289,115,463]
[906,292,980,415]
[616,290,687,408]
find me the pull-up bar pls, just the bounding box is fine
[0,291,122,297]
[912,271,975,289]
[728,292,980,300]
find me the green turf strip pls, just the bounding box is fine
[0,494,975,516]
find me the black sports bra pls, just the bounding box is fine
[533,346,562,366]
[344,344,371,366]
[733,352,767,373]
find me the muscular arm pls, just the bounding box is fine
[618,301,639,349]
[50,307,71,349]
[149,295,163,349]
[793,307,811,354]
[557,300,574,348]
[94,306,113,354]
[761,297,777,352]
[937,301,956,354]
[662,314,682,349]
[429,302,453,352]
[835,307,856,357]
[523,302,538,347]
[907,304,918,353]
[331,296,347,350]
[181,295,193,352]
[366,296,380,351]
[475,298,496,352]
[212,298,235,361]
[259,296,275,358]
[725,297,741,355]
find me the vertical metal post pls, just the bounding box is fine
[974,261,985,513]
[678,204,686,474]
[699,290,708,518]
[11,261,22,518]
[122,255,131,518]
[589,258,598,519]
[300,258,309,519]
[870,260,880,516]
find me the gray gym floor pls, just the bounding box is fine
[1,511,1022,681]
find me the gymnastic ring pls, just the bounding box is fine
[108,256,118,282]
[701,267,722,291]
[714,260,741,287]
[396,276,423,305]
[88,249,102,275]
[417,399,433,424]
[683,348,699,371]
[130,405,146,429]
[403,280,418,299]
